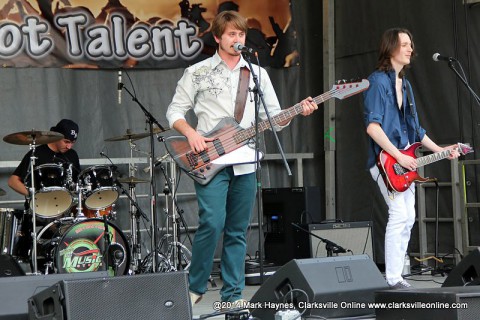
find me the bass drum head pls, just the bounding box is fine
[54,219,130,275]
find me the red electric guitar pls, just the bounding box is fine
[377,142,473,192]
[165,79,370,185]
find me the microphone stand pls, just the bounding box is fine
[291,223,348,257]
[103,215,112,275]
[243,52,292,284]
[120,82,166,273]
[447,60,480,107]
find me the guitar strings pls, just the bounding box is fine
[175,88,345,167]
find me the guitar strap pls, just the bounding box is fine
[234,66,251,123]
[405,80,422,142]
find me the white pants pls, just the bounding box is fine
[370,165,416,286]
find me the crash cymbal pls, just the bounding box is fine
[3,130,64,145]
[117,176,150,184]
[105,131,150,142]
[105,127,170,142]
[0,188,6,196]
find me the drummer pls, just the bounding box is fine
[7,119,80,258]
[8,119,80,196]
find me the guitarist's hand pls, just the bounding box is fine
[186,131,214,153]
[445,145,461,160]
[300,97,318,116]
[397,153,417,171]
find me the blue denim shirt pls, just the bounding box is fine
[363,70,426,169]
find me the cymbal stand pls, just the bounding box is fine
[158,158,192,271]
[28,137,39,275]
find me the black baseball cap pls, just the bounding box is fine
[50,119,79,141]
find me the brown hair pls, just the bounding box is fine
[211,10,248,39]
[376,28,415,77]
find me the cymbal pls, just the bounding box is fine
[104,127,169,142]
[117,176,150,184]
[3,130,64,145]
[0,188,5,196]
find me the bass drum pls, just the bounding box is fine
[36,218,130,275]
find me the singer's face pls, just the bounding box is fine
[391,32,413,68]
[215,25,246,57]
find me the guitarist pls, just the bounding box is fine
[166,11,317,308]
[363,28,460,289]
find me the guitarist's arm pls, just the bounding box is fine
[172,119,214,153]
[420,135,460,160]
[366,122,417,171]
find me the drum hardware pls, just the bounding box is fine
[115,178,149,273]
[141,155,193,273]
[3,129,63,275]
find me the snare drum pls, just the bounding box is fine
[0,208,20,255]
[36,218,130,275]
[79,165,119,210]
[27,163,73,219]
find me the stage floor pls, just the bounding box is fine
[192,273,447,320]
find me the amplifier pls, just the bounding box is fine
[308,221,374,259]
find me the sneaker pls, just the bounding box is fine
[189,291,202,307]
[389,280,412,289]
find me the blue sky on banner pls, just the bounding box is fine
[0,0,295,69]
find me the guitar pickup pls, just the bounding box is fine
[199,150,210,164]
[213,138,225,156]
[393,163,407,175]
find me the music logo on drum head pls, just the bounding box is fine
[59,238,103,273]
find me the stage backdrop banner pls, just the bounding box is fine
[0,0,297,69]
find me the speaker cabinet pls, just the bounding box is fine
[309,221,374,259]
[0,254,25,277]
[375,286,480,320]
[0,272,107,319]
[250,255,388,320]
[28,272,192,320]
[263,187,322,265]
[443,247,480,287]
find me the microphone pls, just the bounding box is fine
[233,42,254,54]
[432,53,457,62]
[100,152,118,172]
[117,70,122,104]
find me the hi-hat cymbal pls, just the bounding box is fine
[117,176,150,184]
[3,130,64,145]
[0,188,6,196]
[105,127,169,142]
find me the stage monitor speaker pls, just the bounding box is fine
[309,221,374,259]
[263,187,322,265]
[250,254,388,320]
[0,271,107,320]
[443,247,480,287]
[375,286,480,320]
[28,271,192,320]
[0,254,25,277]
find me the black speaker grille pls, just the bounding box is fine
[62,272,191,320]
[460,296,480,319]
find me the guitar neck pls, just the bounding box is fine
[235,90,333,142]
[416,149,452,168]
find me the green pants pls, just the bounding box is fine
[189,167,256,302]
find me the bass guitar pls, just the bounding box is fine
[377,142,473,192]
[165,79,370,185]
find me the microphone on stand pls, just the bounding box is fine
[117,70,123,104]
[233,42,255,54]
[432,53,457,62]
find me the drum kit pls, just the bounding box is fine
[0,126,186,277]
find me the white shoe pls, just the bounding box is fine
[189,291,202,307]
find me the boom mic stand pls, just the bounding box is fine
[291,223,348,257]
[243,52,292,284]
[119,76,166,273]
